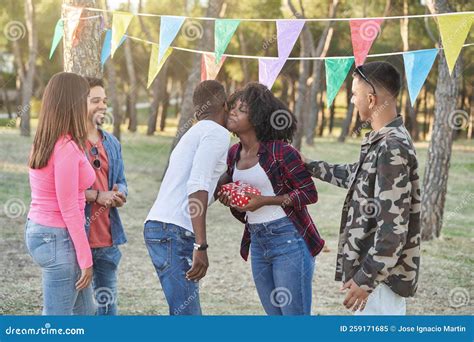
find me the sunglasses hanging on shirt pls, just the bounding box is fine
[90,146,101,170]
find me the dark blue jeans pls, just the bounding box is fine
[91,245,122,315]
[248,216,315,315]
[144,220,201,315]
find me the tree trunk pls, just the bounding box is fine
[400,0,419,141]
[170,0,224,149]
[105,63,122,140]
[305,0,338,145]
[163,0,224,179]
[147,65,169,135]
[337,0,391,142]
[62,0,101,77]
[124,39,138,132]
[280,76,289,104]
[159,87,170,132]
[421,0,462,241]
[19,0,37,136]
[0,74,13,117]
[422,85,429,140]
[318,91,326,137]
[338,76,354,142]
[138,0,170,136]
[339,104,354,142]
[288,0,312,150]
[328,102,335,135]
[238,30,250,84]
[468,91,473,140]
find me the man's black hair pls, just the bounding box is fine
[353,61,402,97]
[85,77,104,89]
[193,80,227,119]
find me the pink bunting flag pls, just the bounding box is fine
[259,58,286,89]
[349,18,383,66]
[201,53,226,81]
[64,6,83,44]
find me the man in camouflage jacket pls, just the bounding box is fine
[306,62,421,315]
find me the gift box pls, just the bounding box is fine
[220,181,261,207]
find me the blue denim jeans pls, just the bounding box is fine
[91,246,122,315]
[144,220,201,315]
[248,216,315,315]
[24,219,96,315]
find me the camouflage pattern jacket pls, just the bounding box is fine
[306,116,421,297]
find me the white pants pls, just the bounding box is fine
[354,283,406,315]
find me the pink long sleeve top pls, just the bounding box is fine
[28,135,96,269]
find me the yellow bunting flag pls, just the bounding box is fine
[437,13,473,75]
[147,45,172,88]
[111,11,134,58]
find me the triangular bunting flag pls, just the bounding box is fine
[159,16,185,62]
[64,6,83,43]
[349,19,383,66]
[148,45,172,88]
[99,14,105,32]
[403,49,438,105]
[276,19,305,59]
[259,58,286,89]
[214,19,240,63]
[325,57,355,107]
[101,29,126,66]
[437,13,473,75]
[49,19,63,59]
[111,11,134,58]
[201,53,226,81]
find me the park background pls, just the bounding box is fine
[0,0,472,315]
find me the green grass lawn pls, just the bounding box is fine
[0,124,473,315]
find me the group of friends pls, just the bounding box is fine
[24,60,421,316]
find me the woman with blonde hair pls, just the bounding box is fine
[26,72,96,315]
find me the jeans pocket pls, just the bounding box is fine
[94,246,122,269]
[26,233,56,267]
[144,229,172,273]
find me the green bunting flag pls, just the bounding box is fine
[214,19,240,63]
[325,57,355,108]
[49,19,63,59]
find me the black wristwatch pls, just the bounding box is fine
[193,243,208,251]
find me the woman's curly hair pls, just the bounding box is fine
[228,82,297,143]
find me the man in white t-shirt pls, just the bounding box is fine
[144,80,230,315]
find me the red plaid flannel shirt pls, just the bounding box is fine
[225,140,325,260]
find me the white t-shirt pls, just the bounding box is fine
[233,162,286,224]
[146,120,230,232]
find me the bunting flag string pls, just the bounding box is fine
[53,5,474,104]
[66,5,473,22]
